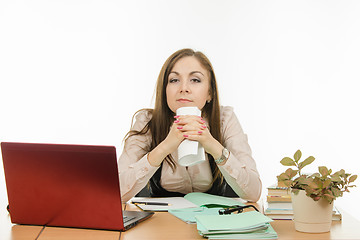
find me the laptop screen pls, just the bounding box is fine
[1,142,125,230]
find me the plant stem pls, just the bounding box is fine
[295,161,301,176]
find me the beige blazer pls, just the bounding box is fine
[118,106,262,203]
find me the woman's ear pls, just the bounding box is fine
[207,89,212,103]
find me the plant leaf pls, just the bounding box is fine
[280,157,296,166]
[323,194,335,203]
[296,175,307,184]
[283,180,293,187]
[294,150,302,162]
[307,179,319,189]
[310,173,320,178]
[313,196,321,201]
[349,175,358,183]
[331,175,342,182]
[332,188,342,198]
[323,179,331,188]
[277,173,289,181]
[285,168,298,179]
[291,188,300,195]
[335,169,345,177]
[319,166,329,177]
[298,156,315,170]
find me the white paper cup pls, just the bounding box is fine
[176,107,205,166]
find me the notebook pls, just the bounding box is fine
[1,142,153,231]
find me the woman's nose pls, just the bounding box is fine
[180,81,190,93]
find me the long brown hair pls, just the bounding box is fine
[125,48,223,183]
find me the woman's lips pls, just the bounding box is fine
[177,99,192,103]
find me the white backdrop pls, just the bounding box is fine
[1,0,359,222]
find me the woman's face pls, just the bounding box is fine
[166,56,211,113]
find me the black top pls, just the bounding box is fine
[142,155,238,197]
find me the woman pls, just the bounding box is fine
[119,48,261,203]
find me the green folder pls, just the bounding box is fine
[203,225,278,240]
[169,207,223,224]
[184,192,246,208]
[169,193,246,223]
[168,193,278,239]
[195,211,277,239]
[195,211,273,232]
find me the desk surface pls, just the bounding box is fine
[1,201,360,240]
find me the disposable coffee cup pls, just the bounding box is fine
[176,107,206,167]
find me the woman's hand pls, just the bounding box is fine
[148,115,224,167]
[147,116,189,167]
[160,117,189,155]
[174,115,224,160]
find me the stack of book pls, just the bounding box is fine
[264,183,342,221]
[264,183,293,220]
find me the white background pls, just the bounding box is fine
[1,0,359,222]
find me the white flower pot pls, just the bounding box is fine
[291,190,334,233]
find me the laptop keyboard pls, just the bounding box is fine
[123,215,136,223]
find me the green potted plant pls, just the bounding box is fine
[277,150,357,233]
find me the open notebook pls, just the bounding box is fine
[1,142,153,231]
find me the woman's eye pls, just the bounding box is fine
[169,78,179,83]
[191,78,201,83]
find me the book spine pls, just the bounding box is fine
[267,195,292,202]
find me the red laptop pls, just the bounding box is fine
[1,142,153,231]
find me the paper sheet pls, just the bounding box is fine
[129,197,197,211]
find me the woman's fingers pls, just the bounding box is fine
[174,115,205,124]
[173,115,207,132]
[172,115,223,158]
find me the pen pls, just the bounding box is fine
[131,201,170,206]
